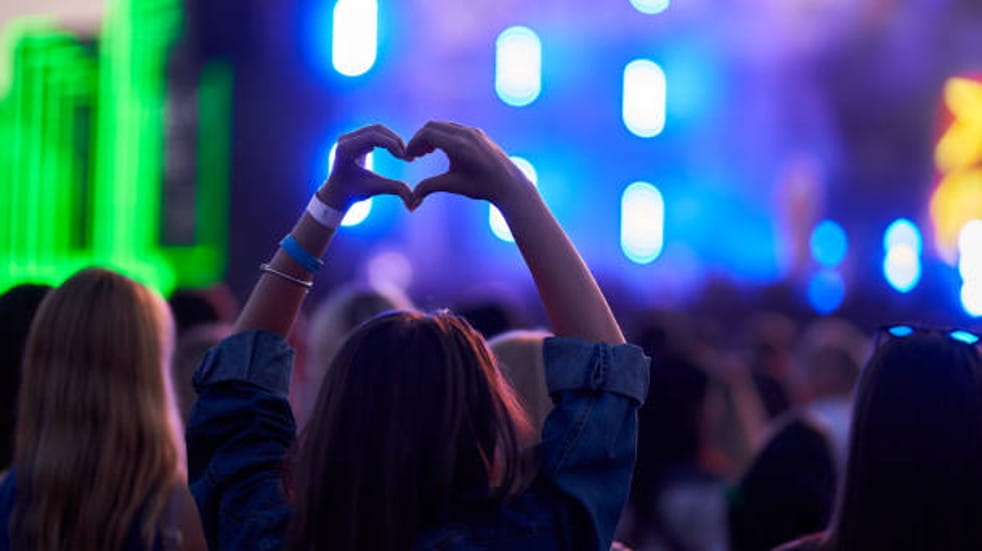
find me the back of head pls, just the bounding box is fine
[631,353,710,517]
[288,310,530,551]
[795,318,868,402]
[831,331,982,550]
[13,268,184,551]
[0,284,51,469]
[299,284,412,428]
[172,322,232,423]
[167,284,238,335]
[306,283,412,376]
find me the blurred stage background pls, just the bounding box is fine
[1,0,981,331]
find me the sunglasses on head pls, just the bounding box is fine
[876,324,980,347]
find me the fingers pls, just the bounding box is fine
[364,175,416,210]
[405,122,469,158]
[337,124,407,161]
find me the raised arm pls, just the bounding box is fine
[407,121,624,344]
[235,124,413,337]
[188,124,412,549]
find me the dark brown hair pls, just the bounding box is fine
[826,332,982,550]
[286,310,532,550]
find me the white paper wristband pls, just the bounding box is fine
[306,194,344,228]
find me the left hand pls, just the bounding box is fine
[317,124,415,211]
[404,121,534,212]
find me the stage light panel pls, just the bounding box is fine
[630,0,671,15]
[622,59,667,138]
[961,282,982,317]
[332,0,378,77]
[884,218,922,254]
[495,26,541,107]
[883,244,921,294]
[620,181,665,264]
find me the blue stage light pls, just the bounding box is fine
[495,26,542,107]
[620,182,665,264]
[807,269,845,315]
[332,0,378,77]
[810,220,848,268]
[490,157,537,242]
[630,0,670,15]
[622,59,667,138]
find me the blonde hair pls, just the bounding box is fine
[12,268,185,550]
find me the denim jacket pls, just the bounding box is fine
[187,330,649,550]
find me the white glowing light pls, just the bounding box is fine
[490,157,538,242]
[961,282,982,317]
[884,218,923,255]
[883,245,921,294]
[959,220,982,316]
[620,182,665,264]
[332,0,378,77]
[329,142,375,227]
[958,220,982,259]
[622,59,667,138]
[495,26,542,107]
[630,0,670,14]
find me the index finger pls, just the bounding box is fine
[405,124,468,158]
[338,125,407,160]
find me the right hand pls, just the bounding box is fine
[318,124,415,212]
[405,121,535,210]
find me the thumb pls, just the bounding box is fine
[366,176,414,209]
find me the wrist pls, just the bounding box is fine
[316,178,350,211]
[495,179,540,218]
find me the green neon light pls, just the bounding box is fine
[0,0,231,295]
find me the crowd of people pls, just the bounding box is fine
[1,122,980,550]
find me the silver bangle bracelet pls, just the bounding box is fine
[259,263,313,289]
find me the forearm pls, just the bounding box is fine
[234,199,337,337]
[500,188,625,345]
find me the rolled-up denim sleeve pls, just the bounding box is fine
[186,330,296,551]
[538,337,650,550]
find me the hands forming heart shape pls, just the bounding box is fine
[316,122,535,215]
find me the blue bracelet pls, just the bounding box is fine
[279,234,324,273]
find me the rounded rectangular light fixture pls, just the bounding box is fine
[620,181,665,264]
[495,26,542,107]
[332,0,378,77]
[622,59,666,138]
